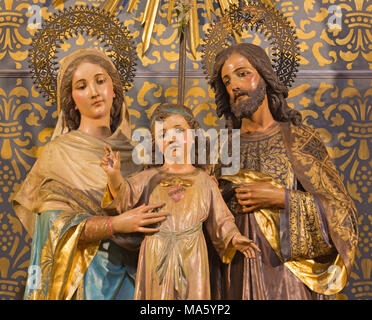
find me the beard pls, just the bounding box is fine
[230,78,267,120]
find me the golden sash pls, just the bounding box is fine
[220,169,347,295]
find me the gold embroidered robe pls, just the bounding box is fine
[211,122,358,300]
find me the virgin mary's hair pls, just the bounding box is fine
[148,103,210,170]
[210,43,302,129]
[59,54,124,133]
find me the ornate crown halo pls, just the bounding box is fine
[28,6,137,103]
[201,1,301,88]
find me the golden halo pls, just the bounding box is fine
[201,1,301,88]
[28,6,137,102]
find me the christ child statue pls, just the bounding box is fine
[101,103,260,300]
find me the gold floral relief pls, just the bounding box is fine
[311,80,371,204]
[0,79,51,188]
[0,0,54,69]
[0,211,31,300]
[129,77,219,130]
[345,212,372,299]
[275,0,372,69]
[286,77,371,207]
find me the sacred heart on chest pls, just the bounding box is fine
[167,185,186,202]
[159,177,194,203]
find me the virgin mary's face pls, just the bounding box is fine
[71,62,115,122]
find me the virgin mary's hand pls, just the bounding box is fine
[101,144,121,177]
[112,203,168,234]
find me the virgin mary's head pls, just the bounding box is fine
[59,51,124,133]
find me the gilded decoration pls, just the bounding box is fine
[0,0,371,299]
[346,212,372,299]
[0,210,31,299]
[289,78,372,206]
[28,6,137,103]
[0,79,54,197]
[0,0,53,69]
[275,0,372,69]
[201,1,300,88]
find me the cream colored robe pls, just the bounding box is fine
[104,168,240,300]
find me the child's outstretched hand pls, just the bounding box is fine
[101,144,121,176]
[232,234,261,259]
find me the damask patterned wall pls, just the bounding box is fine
[0,0,370,300]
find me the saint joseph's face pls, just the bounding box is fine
[221,53,266,120]
[71,62,115,123]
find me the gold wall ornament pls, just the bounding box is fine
[298,0,372,69]
[28,5,137,102]
[133,77,218,128]
[0,79,45,176]
[347,213,372,299]
[338,7,372,69]
[0,0,38,68]
[299,79,372,204]
[201,0,301,88]
[125,0,274,59]
[0,0,55,69]
[0,211,31,300]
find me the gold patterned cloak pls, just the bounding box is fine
[214,122,358,298]
[280,122,358,293]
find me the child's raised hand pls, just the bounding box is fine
[232,234,261,259]
[101,144,121,175]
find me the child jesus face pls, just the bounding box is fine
[154,113,193,165]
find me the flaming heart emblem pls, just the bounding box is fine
[160,177,194,202]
